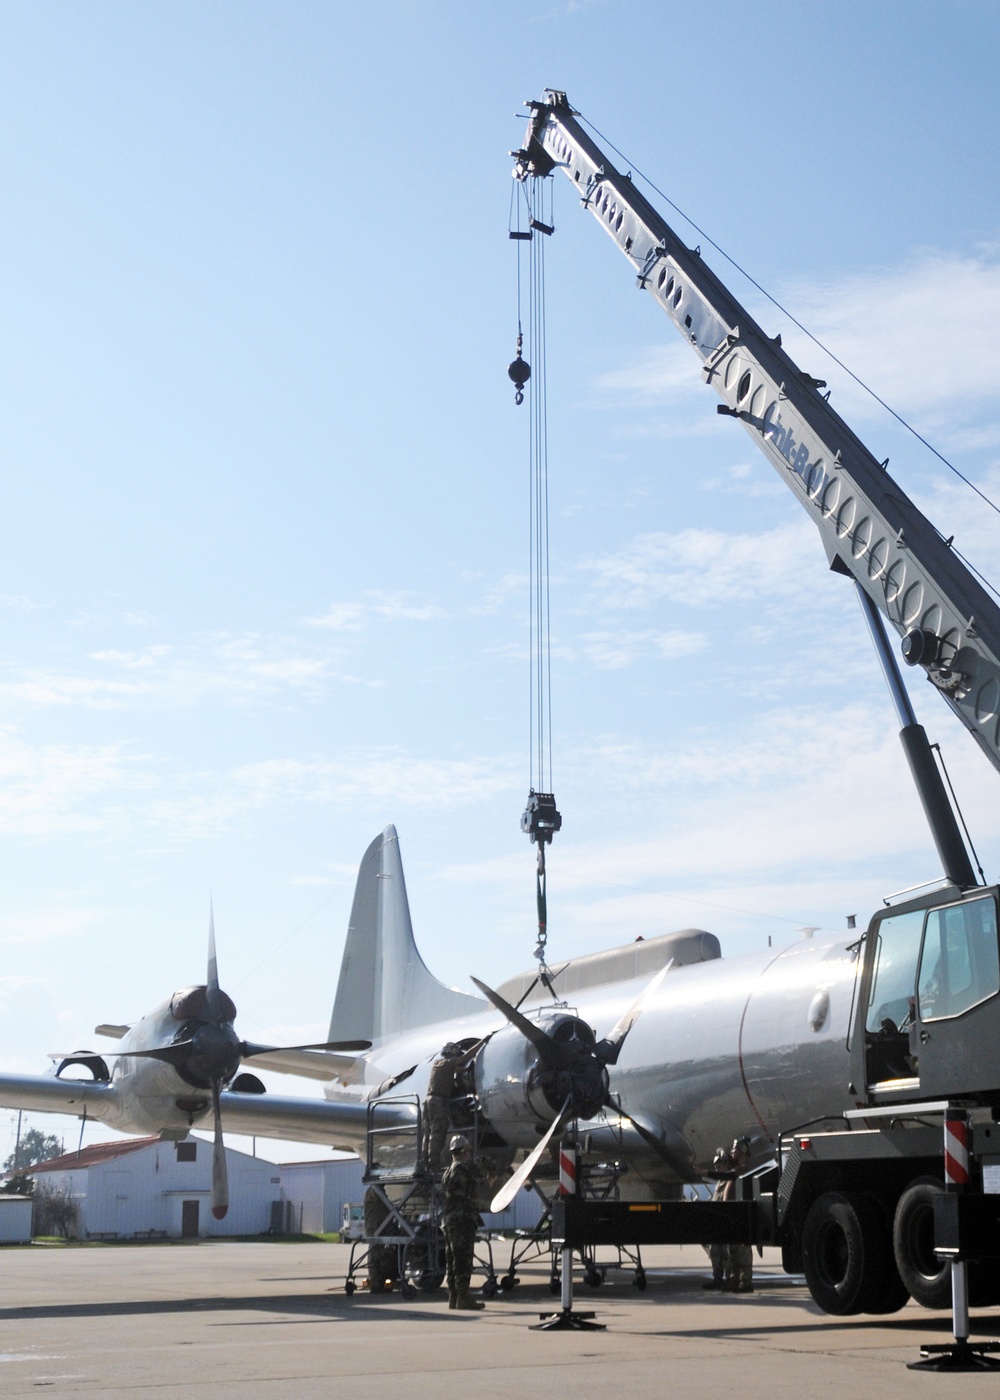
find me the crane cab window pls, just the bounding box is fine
[866,908,925,1035]
[917,894,1000,1022]
[864,907,925,1084]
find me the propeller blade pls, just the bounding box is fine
[241,1038,371,1057]
[489,1097,571,1214]
[597,961,672,1065]
[210,1080,228,1220]
[470,977,565,1069]
[371,1064,417,1097]
[602,1094,699,1180]
[86,1041,196,1065]
[205,901,225,1022]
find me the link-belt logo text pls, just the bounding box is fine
[764,407,828,497]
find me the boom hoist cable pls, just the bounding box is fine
[509,169,562,977]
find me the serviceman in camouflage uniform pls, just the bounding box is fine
[441,1133,489,1310]
[424,1042,467,1173]
[727,1136,754,1293]
[703,1146,733,1290]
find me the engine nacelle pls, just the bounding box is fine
[474,1011,606,1147]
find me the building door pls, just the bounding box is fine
[181,1200,200,1238]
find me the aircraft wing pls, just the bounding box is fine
[238,1047,363,1082]
[218,1089,412,1153]
[0,1072,119,1118]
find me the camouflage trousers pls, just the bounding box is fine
[707,1241,752,1289]
[424,1096,451,1172]
[707,1242,727,1284]
[443,1216,477,1295]
[730,1242,753,1290]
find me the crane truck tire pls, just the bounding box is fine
[801,1191,899,1314]
[893,1179,950,1309]
[893,1178,999,1309]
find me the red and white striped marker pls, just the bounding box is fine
[945,1112,970,1189]
[559,1144,577,1196]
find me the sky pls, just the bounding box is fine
[1,0,999,1166]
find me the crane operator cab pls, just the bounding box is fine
[855,885,1000,1103]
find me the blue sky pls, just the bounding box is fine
[2,1,999,1163]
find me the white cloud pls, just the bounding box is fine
[596,341,706,403]
[0,633,345,711]
[572,629,706,669]
[305,590,445,629]
[584,520,818,610]
[768,250,1000,426]
[591,252,1000,453]
[0,975,41,1008]
[0,730,148,836]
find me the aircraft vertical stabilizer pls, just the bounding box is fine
[329,826,485,1043]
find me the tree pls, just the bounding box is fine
[32,1184,79,1239]
[1,1171,34,1197]
[3,1126,64,1175]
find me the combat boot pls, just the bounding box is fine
[455,1289,484,1311]
[448,1286,457,1309]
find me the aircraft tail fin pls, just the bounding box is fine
[329,826,485,1044]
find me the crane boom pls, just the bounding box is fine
[514,91,1000,779]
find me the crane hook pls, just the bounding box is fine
[508,332,531,406]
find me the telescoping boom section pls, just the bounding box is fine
[513,91,1000,779]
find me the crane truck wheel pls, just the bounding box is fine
[893,1179,949,1309]
[893,1179,998,1308]
[801,1191,895,1315]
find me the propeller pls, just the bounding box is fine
[53,907,373,1221]
[471,962,670,1124]
[490,1096,570,1213]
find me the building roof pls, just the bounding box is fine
[30,1137,160,1174]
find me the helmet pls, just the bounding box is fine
[448,1134,471,1154]
[442,1042,462,1058]
[713,1147,732,1170]
[731,1136,751,1159]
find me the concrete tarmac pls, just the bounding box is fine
[1,1240,998,1397]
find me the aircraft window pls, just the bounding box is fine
[866,908,926,1034]
[918,895,1000,1022]
[176,1141,197,1162]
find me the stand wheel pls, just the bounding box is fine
[499,1274,519,1292]
[634,1268,647,1291]
[482,1277,498,1299]
[344,1280,356,1296]
[549,1276,561,1296]
[401,1281,417,1300]
[584,1267,603,1289]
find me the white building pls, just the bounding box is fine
[30,1135,284,1240]
[280,1157,365,1235]
[280,1156,546,1236]
[0,1195,32,1243]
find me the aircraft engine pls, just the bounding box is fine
[475,1012,607,1147]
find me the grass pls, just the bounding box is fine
[5,1231,343,1249]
